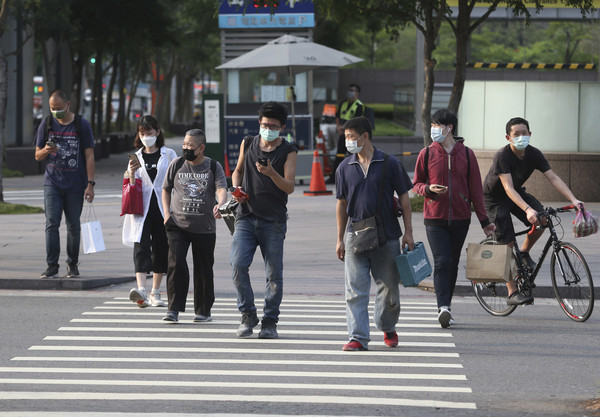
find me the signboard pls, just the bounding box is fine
[224,115,312,170]
[204,99,221,144]
[219,0,315,29]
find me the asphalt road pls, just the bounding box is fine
[0,287,599,416]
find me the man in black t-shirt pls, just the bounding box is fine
[483,117,583,306]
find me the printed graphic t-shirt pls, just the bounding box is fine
[34,116,95,192]
[162,157,227,234]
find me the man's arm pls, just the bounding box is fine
[162,189,171,224]
[231,139,246,189]
[399,192,414,251]
[256,151,297,195]
[544,169,583,208]
[84,148,95,203]
[336,198,349,261]
[499,173,538,225]
[213,187,228,219]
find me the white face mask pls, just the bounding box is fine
[140,135,157,148]
[512,135,530,151]
[345,135,364,154]
[431,126,447,143]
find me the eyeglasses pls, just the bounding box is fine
[260,123,281,131]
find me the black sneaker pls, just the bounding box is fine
[162,311,179,323]
[507,291,534,306]
[258,318,278,339]
[40,265,59,279]
[236,312,259,338]
[521,252,537,272]
[66,263,80,278]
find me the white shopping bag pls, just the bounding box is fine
[81,203,106,254]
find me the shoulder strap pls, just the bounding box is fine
[74,114,82,139]
[376,154,389,213]
[424,146,430,179]
[465,146,470,183]
[210,158,216,178]
[168,157,186,185]
[44,115,52,140]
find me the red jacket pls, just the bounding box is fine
[413,140,490,227]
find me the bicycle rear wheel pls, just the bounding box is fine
[471,239,518,316]
[550,242,594,322]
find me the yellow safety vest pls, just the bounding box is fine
[339,99,363,122]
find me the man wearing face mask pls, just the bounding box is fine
[413,109,494,327]
[230,101,298,339]
[34,89,95,279]
[336,116,414,351]
[483,117,584,305]
[326,84,365,184]
[161,129,228,323]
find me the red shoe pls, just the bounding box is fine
[342,340,367,351]
[384,331,398,347]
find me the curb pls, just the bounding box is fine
[0,276,134,291]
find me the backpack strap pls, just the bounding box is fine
[41,114,84,145]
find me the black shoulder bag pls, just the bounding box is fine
[350,154,389,254]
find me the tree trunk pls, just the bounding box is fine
[421,30,436,148]
[0,52,7,202]
[116,57,127,131]
[104,52,118,133]
[125,70,140,131]
[447,4,471,115]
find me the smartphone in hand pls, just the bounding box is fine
[46,141,56,148]
[128,153,139,164]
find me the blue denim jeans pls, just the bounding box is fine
[344,233,401,348]
[425,223,470,309]
[44,185,84,267]
[231,215,286,322]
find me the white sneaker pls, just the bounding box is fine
[129,288,149,308]
[438,306,452,328]
[150,292,166,307]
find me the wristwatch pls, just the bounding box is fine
[88,180,96,186]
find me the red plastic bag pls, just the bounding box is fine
[121,178,143,216]
[573,209,599,238]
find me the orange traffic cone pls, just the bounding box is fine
[303,150,333,196]
[223,152,231,177]
[316,130,332,175]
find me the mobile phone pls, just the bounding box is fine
[258,156,268,166]
[46,141,56,148]
[128,153,139,164]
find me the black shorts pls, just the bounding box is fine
[485,190,543,245]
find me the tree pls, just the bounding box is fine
[0,0,37,202]
[320,0,595,146]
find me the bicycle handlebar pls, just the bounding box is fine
[526,204,578,235]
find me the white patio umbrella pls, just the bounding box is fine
[216,34,363,141]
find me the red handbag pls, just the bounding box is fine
[121,178,143,216]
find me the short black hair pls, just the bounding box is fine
[349,83,361,93]
[506,117,530,135]
[49,89,70,103]
[134,115,165,149]
[185,128,206,146]
[431,108,458,135]
[258,101,288,127]
[343,116,372,140]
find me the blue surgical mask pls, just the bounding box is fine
[260,127,279,142]
[345,135,364,154]
[431,126,446,143]
[512,135,530,151]
[347,91,356,100]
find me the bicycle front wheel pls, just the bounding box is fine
[550,242,594,322]
[471,239,517,317]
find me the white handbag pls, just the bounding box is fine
[81,203,106,254]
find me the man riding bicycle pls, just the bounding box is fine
[482,117,584,306]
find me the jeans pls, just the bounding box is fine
[44,185,84,267]
[425,223,470,309]
[165,218,216,316]
[344,234,401,348]
[231,215,286,322]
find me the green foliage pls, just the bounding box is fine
[410,194,424,213]
[374,118,413,137]
[0,202,44,215]
[2,167,24,178]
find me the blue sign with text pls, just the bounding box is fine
[219,0,315,29]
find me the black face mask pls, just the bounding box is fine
[182,148,197,161]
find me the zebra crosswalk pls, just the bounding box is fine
[0,296,477,415]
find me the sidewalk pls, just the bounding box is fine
[2,137,599,299]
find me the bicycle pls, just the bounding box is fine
[472,205,594,322]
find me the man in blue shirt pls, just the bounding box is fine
[335,116,414,351]
[34,89,95,279]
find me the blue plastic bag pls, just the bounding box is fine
[395,241,432,287]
